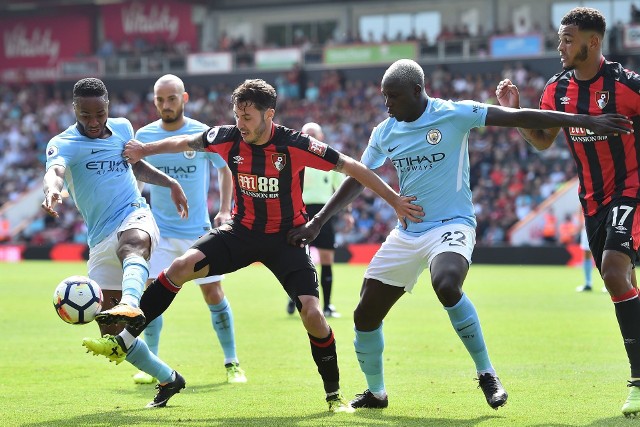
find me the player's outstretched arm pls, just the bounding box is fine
[41,165,66,218]
[132,160,189,219]
[494,78,559,150]
[486,105,633,135]
[123,133,204,163]
[492,78,634,151]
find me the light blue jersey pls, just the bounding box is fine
[45,118,147,248]
[135,118,227,240]
[362,98,488,236]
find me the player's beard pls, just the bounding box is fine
[245,118,268,145]
[563,44,588,71]
[161,104,184,124]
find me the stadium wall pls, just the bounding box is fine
[0,243,582,266]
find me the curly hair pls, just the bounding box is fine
[232,79,277,111]
[561,7,606,36]
[73,77,108,101]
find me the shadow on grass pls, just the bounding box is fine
[530,416,640,427]
[20,409,502,427]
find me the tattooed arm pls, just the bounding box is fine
[132,160,189,218]
[123,133,205,164]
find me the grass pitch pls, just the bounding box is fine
[0,261,631,426]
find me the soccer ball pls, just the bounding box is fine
[53,276,103,324]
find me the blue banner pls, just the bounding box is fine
[490,34,542,58]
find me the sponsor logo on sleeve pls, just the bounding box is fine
[308,140,328,157]
[206,127,219,143]
[47,146,59,158]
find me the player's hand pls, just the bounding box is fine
[169,181,189,219]
[588,114,633,136]
[495,79,520,108]
[287,219,321,248]
[41,190,63,218]
[213,210,232,227]
[123,139,144,164]
[393,195,424,230]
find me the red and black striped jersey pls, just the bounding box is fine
[200,123,340,233]
[540,58,640,216]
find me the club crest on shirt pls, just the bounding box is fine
[426,129,442,145]
[595,91,609,109]
[184,150,196,159]
[308,140,328,157]
[46,146,59,158]
[272,153,286,171]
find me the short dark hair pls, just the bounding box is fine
[561,7,606,36]
[232,79,277,111]
[73,78,108,101]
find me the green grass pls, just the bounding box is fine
[1,261,633,426]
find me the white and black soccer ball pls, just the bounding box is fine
[53,276,103,324]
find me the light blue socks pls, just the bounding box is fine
[209,297,238,365]
[354,324,385,393]
[445,293,493,374]
[583,256,593,286]
[120,255,149,307]
[125,338,173,383]
[143,315,163,356]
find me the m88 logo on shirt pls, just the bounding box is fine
[237,173,280,198]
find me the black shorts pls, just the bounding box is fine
[191,221,319,299]
[305,204,336,250]
[584,197,640,271]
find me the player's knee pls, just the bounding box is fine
[167,255,198,283]
[201,282,224,305]
[353,303,379,331]
[600,266,630,289]
[299,299,324,324]
[116,243,149,262]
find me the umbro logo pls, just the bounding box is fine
[233,155,244,164]
[560,96,571,105]
[388,145,400,152]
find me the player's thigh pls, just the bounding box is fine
[116,208,160,259]
[603,199,640,264]
[354,278,405,330]
[148,236,181,279]
[191,223,258,276]
[424,223,475,269]
[261,234,319,299]
[364,228,428,293]
[88,232,124,291]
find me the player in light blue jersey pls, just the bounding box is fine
[42,78,189,408]
[287,59,632,410]
[131,74,246,385]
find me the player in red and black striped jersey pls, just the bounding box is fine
[113,78,424,412]
[496,7,640,417]
[201,123,339,234]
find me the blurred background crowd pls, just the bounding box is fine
[5,59,627,247]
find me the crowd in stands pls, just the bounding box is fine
[5,59,636,248]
